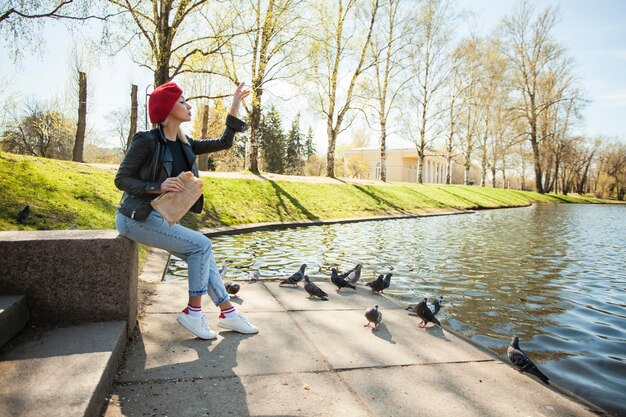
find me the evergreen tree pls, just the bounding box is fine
[285,113,304,174]
[304,126,316,160]
[259,105,286,173]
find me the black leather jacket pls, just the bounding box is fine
[115,114,246,221]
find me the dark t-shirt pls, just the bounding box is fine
[166,139,190,178]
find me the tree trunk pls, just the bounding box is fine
[126,84,138,152]
[326,121,337,178]
[380,121,386,182]
[248,87,262,173]
[198,103,209,170]
[529,132,544,193]
[72,71,87,163]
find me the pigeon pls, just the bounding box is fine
[68,224,77,230]
[248,270,261,281]
[330,268,357,292]
[304,275,328,300]
[17,203,30,224]
[507,336,550,384]
[431,297,443,315]
[415,297,441,327]
[218,260,229,279]
[340,263,363,284]
[364,304,383,330]
[382,273,392,292]
[225,282,240,297]
[407,296,443,315]
[366,274,385,293]
[280,264,307,287]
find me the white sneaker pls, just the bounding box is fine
[217,312,258,334]
[177,313,217,340]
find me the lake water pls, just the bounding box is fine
[166,204,626,415]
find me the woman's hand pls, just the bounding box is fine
[230,82,251,116]
[160,177,186,193]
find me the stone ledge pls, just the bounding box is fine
[0,231,138,337]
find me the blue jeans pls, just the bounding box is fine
[115,210,230,306]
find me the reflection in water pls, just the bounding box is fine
[166,204,626,415]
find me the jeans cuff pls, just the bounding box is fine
[189,289,208,296]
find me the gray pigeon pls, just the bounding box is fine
[17,203,30,224]
[248,270,261,281]
[225,282,240,297]
[280,264,307,287]
[304,275,328,300]
[340,263,363,284]
[507,336,550,384]
[415,297,441,327]
[364,304,383,330]
[382,273,392,291]
[366,274,385,293]
[330,268,356,292]
[218,260,229,279]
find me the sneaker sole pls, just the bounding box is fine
[177,315,217,340]
[217,322,259,334]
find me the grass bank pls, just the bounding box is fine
[1,151,617,233]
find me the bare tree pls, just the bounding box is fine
[1,1,118,61]
[308,0,381,177]
[216,0,308,173]
[364,0,413,182]
[106,0,244,88]
[500,2,574,193]
[401,0,453,183]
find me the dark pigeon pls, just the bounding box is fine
[407,296,443,316]
[340,263,363,284]
[225,282,240,297]
[382,273,392,291]
[330,268,356,293]
[364,304,383,330]
[366,274,385,293]
[431,297,443,315]
[304,275,328,301]
[17,203,30,224]
[507,336,550,384]
[415,297,441,327]
[280,264,307,287]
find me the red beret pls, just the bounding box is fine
[148,82,183,124]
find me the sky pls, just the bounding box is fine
[1,0,625,152]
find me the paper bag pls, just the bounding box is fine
[151,171,204,226]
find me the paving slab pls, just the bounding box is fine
[116,311,329,384]
[0,321,126,417]
[290,309,493,369]
[264,281,403,311]
[340,361,600,417]
[107,371,372,417]
[139,248,170,283]
[145,281,284,314]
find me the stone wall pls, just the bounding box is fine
[0,230,138,336]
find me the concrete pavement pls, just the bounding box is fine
[103,278,605,417]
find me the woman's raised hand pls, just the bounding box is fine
[230,82,251,116]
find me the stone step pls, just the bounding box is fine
[0,321,128,417]
[0,295,29,349]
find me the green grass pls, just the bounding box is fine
[1,151,618,234]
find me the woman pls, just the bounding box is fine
[114,81,257,339]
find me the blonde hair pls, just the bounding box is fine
[157,116,189,144]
